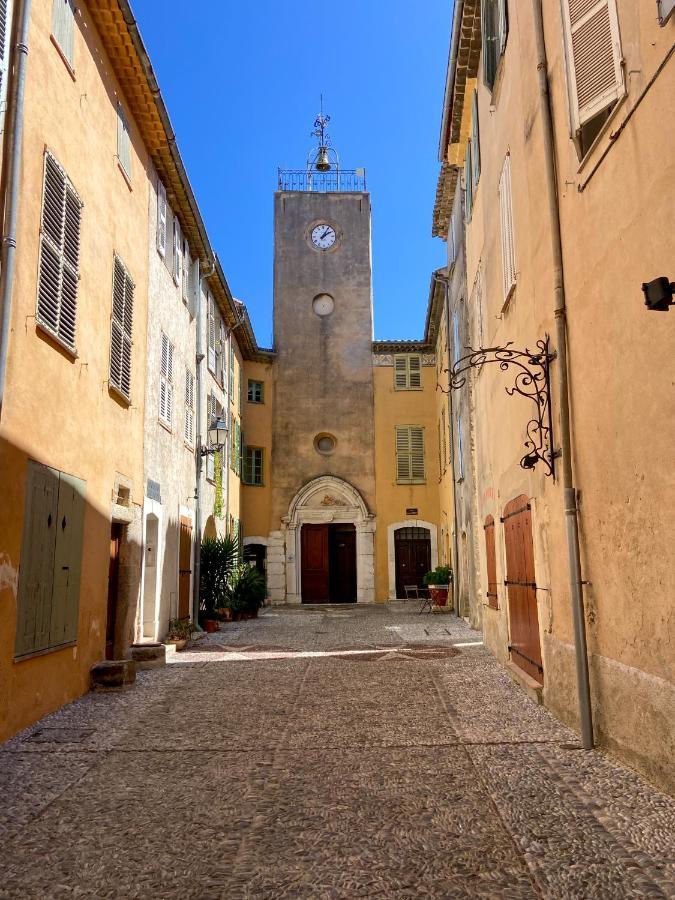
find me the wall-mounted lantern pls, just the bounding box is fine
[642,277,674,312]
[199,418,228,457]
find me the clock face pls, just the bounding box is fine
[312,293,334,317]
[310,223,337,250]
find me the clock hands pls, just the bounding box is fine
[320,227,331,240]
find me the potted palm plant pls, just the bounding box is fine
[199,536,238,631]
[423,566,453,608]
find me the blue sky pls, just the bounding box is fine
[133,1,451,345]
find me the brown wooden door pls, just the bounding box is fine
[484,515,499,609]
[106,524,122,660]
[301,524,329,603]
[178,517,192,619]
[394,527,431,598]
[329,525,356,603]
[503,495,543,683]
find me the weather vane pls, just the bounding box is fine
[308,95,338,173]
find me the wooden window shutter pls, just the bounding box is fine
[410,426,425,481]
[117,103,131,177]
[184,368,195,446]
[471,90,481,188]
[229,341,235,401]
[37,152,82,352]
[484,515,499,608]
[14,462,60,656]
[396,426,411,481]
[395,426,425,483]
[52,0,74,66]
[109,255,134,400]
[561,0,624,131]
[48,470,86,647]
[408,354,422,389]
[394,355,408,389]
[498,0,508,53]
[206,392,216,480]
[0,0,12,119]
[182,239,190,302]
[156,178,167,257]
[172,218,182,285]
[499,153,516,300]
[658,0,675,25]
[159,332,173,425]
[207,295,216,372]
[464,141,473,222]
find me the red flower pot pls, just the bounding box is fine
[428,585,449,607]
[202,619,220,633]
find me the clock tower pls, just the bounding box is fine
[269,113,376,603]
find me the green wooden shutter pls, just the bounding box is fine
[396,426,412,482]
[408,355,422,389]
[394,355,408,389]
[464,141,473,222]
[52,0,74,66]
[471,90,481,188]
[14,462,59,656]
[410,426,425,482]
[49,471,86,647]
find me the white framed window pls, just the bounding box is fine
[36,151,83,352]
[159,332,174,427]
[184,369,195,447]
[243,447,264,486]
[561,0,624,157]
[51,0,75,68]
[247,379,264,403]
[394,354,422,390]
[395,425,426,484]
[156,178,167,257]
[117,102,131,178]
[109,255,134,400]
[498,153,516,302]
[207,294,217,374]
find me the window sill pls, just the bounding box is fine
[501,281,516,314]
[36,320,78,358]
[158,418,172,435]
[394,386,423,392]
[247,399,264,405]
[184,442,194,454]
[117,160,133,192]
[50,35,76,81]
[108,383,131,406]
[576,93,627,175]
[243,482,265,487]
[396,480,426,486]
[15,640,76,663]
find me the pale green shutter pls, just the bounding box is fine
[14,462,59,656]
[408,355,422,389]
[52,0,74,66]
[410,426,426,482]
[464,141,473,222]
[394,355,408,389]
[49,471,86,646]
[396,426,412,482]
[117,103,131,177]
[471,90,481,187]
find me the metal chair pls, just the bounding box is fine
[418,586,432,614]
[403,584,420,603]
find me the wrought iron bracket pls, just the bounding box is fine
[444,336,556,478]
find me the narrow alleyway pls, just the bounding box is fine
[1,604,673,899]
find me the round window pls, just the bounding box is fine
[312,294,334,317]
[314,433,336,455]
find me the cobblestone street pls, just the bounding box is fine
[1,604,673,899]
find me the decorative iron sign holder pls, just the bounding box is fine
[444,336,556,478]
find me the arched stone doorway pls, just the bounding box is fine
[387,519,438,600]
[281,476,375,604]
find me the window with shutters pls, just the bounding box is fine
[206,392,219,481]
[471,90,481,192]
[482,0,508,92]
[184,369,195,447]
[464,141,473,223]
[14,461,86,659]
[117,103,131,179]
[156,178,167,257]
[395,425,425,484]
[658,0,675,25]
[247,379,264,404]
[498,153,516,302]
[484,515,499,608]
[109,255,134,401]
[561,0,624,158]
[231,417,242,476]
[182,239,192,304]
[441,406,448,470]
[229,342,236,403]
[172,217,182,286]
[0,0,14,133]
[36,152,82,353]
[243,447,264,485]
[457,413,465,480]
[51,0,75,69]
[393,354,422,390]
[159,332,174,427]
[207,294,217,374]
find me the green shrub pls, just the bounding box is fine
[200,536,238,614]
[228,565,266,615]
[167,618,193,641]
[423,565,453,586]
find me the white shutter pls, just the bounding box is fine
[471,90,481,188]
[184,368,194,446]
[658,0,675,25]
[498,153,516,301]
[561,0,624,131]
[52,0,74,67]
[37,152,82,351]
[182,239,190,302]
[172,218,182,285]
[188,257,199,317]
[160,332,173,426]
[207,295,216,371]
[156,178,167,257]
[109,255,134,399]
[498,0,508,53]
[117,103,131,177]
[0,0,13,127]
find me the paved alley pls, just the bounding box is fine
[0,604,673,899]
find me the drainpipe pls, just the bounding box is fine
[433,271,460,617]
[193,258,216,628]
[438,0,465,161]
[0,0,32,417]
[531,0,593,749]
[224,327,231,534]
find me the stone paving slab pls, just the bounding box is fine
[0,603,673,899]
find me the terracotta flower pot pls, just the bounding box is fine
[217,607,232,621]
[202,619,220,633]
[428,585,449,606]
[166,638,188,651]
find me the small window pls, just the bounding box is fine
[482,0,508,92]
[156,178,167,258]
[36,152,83,352]
[394,354,422,390]
[51,0,75,68]
[395,425,425,484]
[498,153,516,302]
[184,369,195,447]
[248,379,264,404]
[109,255,134,401]
[243,447,264,485]
[159,332,174,427]
[117,102,131,178]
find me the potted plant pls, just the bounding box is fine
[199,536,238,631]
[423,566,453,608]
[165,618,193,651]
[228,565,266,620]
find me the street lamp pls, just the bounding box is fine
[199,417,228,456]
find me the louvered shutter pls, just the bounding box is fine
[184,368,194,446]
[117,103,131,176]
[207,295,216,371]
[464,141,473,222]
[229,341,235,400]
[394,355,407,389]
[172,218,182,285]
[182,239,190,302]
[109,255,133,400]
[410,427,425,481]
[52,0,74,66]
[561,0,623,131]
[37,153,82,351]
[408,355,422,389]
[156,178,167,257]
[498,0,508,52]
[471,90,481,188]
[206,393,216,481]
[49,470,85,647]
[160,332,173,425]
[499,154,516,300]
[0,0,12,121]
[396,426,411,482]
[658,0,675,25]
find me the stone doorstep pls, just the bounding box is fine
[130,642,167,670]
[505,660,544,706]
[90,659,136,691]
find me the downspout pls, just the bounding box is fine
[192,258,216,628]
[438,0,465,161]
[0,0,32,416]
[531,0,593,749]
[224,327,231,534]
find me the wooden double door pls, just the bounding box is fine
[394,527,431,598]
[301,524,356,603]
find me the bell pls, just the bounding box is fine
[315,148,331,172]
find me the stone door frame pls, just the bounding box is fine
[387,520,438,600]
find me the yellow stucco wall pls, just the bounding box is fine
[434,311,455,570]
[0,2,150,741]
[373,360,441,602]
[241,360,273,540]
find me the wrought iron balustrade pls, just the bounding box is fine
[278,168,367,192]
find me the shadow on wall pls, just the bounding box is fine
[0,435,142,742]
